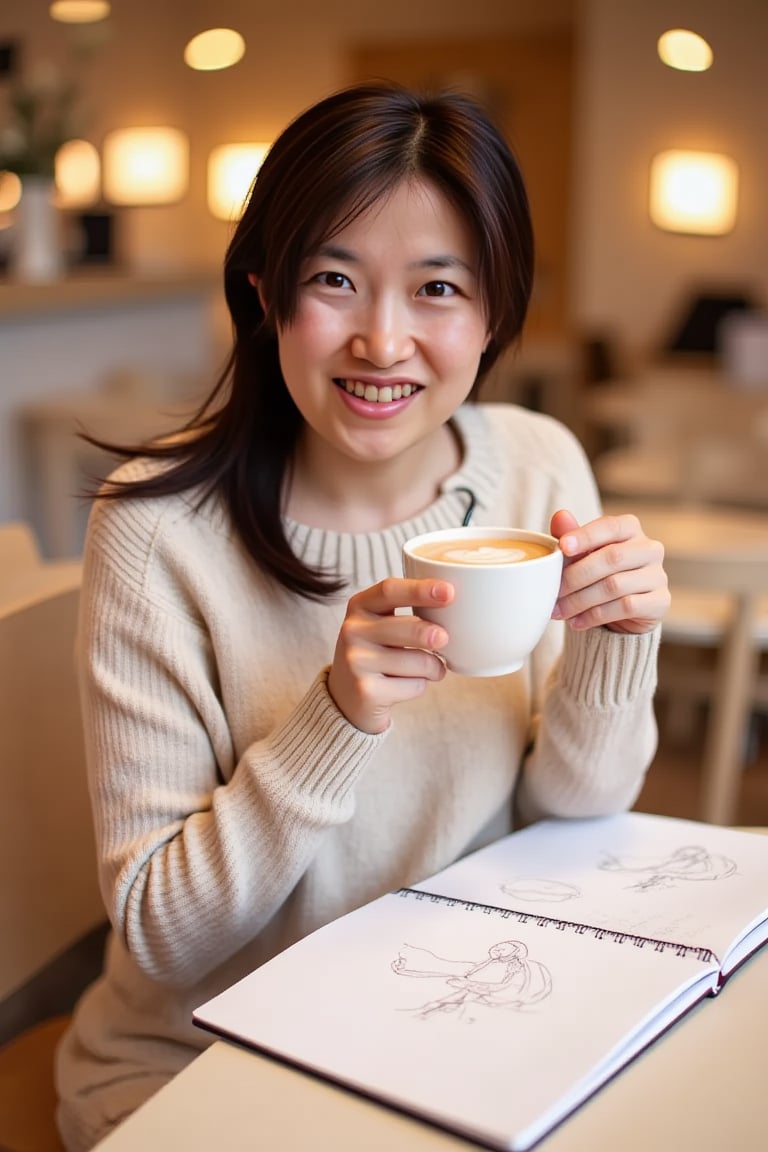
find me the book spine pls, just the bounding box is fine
[399,888,717,964]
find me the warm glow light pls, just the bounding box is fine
[55,139,101,207]
[184,28,246,71]
[657,29,713,72]
[649,150,738,235]
[103,127,189,206]
[49,0,110,22]
[0,172,22,213]
[207,143,270,220]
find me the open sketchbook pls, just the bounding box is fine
[194,812,768,1151]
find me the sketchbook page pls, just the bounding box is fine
[413,812,768,967]
[194,888,716,1152]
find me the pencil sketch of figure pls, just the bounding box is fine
[598,844,737,891]
[391,939,552,1020]
[500,878,581,903]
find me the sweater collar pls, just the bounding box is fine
[284,404,501,587]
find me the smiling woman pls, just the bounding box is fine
[264,179,491,512]
[55,82,668,1152]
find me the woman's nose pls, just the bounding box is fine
[350,299,415,366]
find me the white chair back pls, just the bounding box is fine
[661,551,768,825]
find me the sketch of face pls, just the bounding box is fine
[490,940,527,960]
[671,846,708,863]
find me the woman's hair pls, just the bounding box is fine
[92,81,534,598]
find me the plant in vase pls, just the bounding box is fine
[0,59,84,281]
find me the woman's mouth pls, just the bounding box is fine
[334,378,422,404]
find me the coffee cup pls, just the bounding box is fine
[402,526,563,677]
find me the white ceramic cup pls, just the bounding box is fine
[402,526,563,677]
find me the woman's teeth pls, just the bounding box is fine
[339,380,417,403]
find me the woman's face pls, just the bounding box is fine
[271,178,490,472]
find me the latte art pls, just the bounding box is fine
[439,545,538,565]
[412,537,552,565]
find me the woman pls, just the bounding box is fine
[56,81,669,1149]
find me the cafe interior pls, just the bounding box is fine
[0,1,767,1147]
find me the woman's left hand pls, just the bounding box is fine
[550,508,670,635]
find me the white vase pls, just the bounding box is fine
[11,177,65,283]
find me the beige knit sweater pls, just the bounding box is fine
[56,403,659,1150]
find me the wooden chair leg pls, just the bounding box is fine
[700,596,759,825]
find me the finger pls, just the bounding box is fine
[567,585,670,633]
[557,559,668,623]
[351,577,455,616]
[329,651,446,733]
[558,513,643,561]
[558,535,664,600]
[338,610,450,659]
[365,645,449,683]
[550,508,580,543]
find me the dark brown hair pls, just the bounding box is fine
[91,82,534,598]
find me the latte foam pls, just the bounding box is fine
[412,537,552,565]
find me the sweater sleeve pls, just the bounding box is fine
[501,408,660,823]
[515,625,660,824]
[79,518,386,989]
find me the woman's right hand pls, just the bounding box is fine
[327,577,453,734]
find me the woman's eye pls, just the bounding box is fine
[315,271,352,289]
[419,281,458,298]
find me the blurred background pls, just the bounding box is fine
[1,0,767,825]
[1,0,767,549]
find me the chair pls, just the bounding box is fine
[0,520,84,607]
[0,520,42,568]
[659,552,768,826]
[0,582,107,1152]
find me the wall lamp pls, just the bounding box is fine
[207,143,270,221]
[649,150,738,236]
[55,139,101,207]
[102,127,189,206]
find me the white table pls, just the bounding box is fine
[586,372,768,506]
[604,501,768,564]
[93,940,768,1151]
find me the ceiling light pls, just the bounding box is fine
[49,1,111,22]
[184,28,246,72]
[657,29,713,72]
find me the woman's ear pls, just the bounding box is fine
[247,273,268,313]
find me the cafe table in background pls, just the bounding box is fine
[585,367,768,506]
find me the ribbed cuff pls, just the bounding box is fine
[264,668,389,807]
[557,625,660,709]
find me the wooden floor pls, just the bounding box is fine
[633,709,768,827]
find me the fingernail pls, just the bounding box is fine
[561,535,578,555]
[551,604,563,619]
